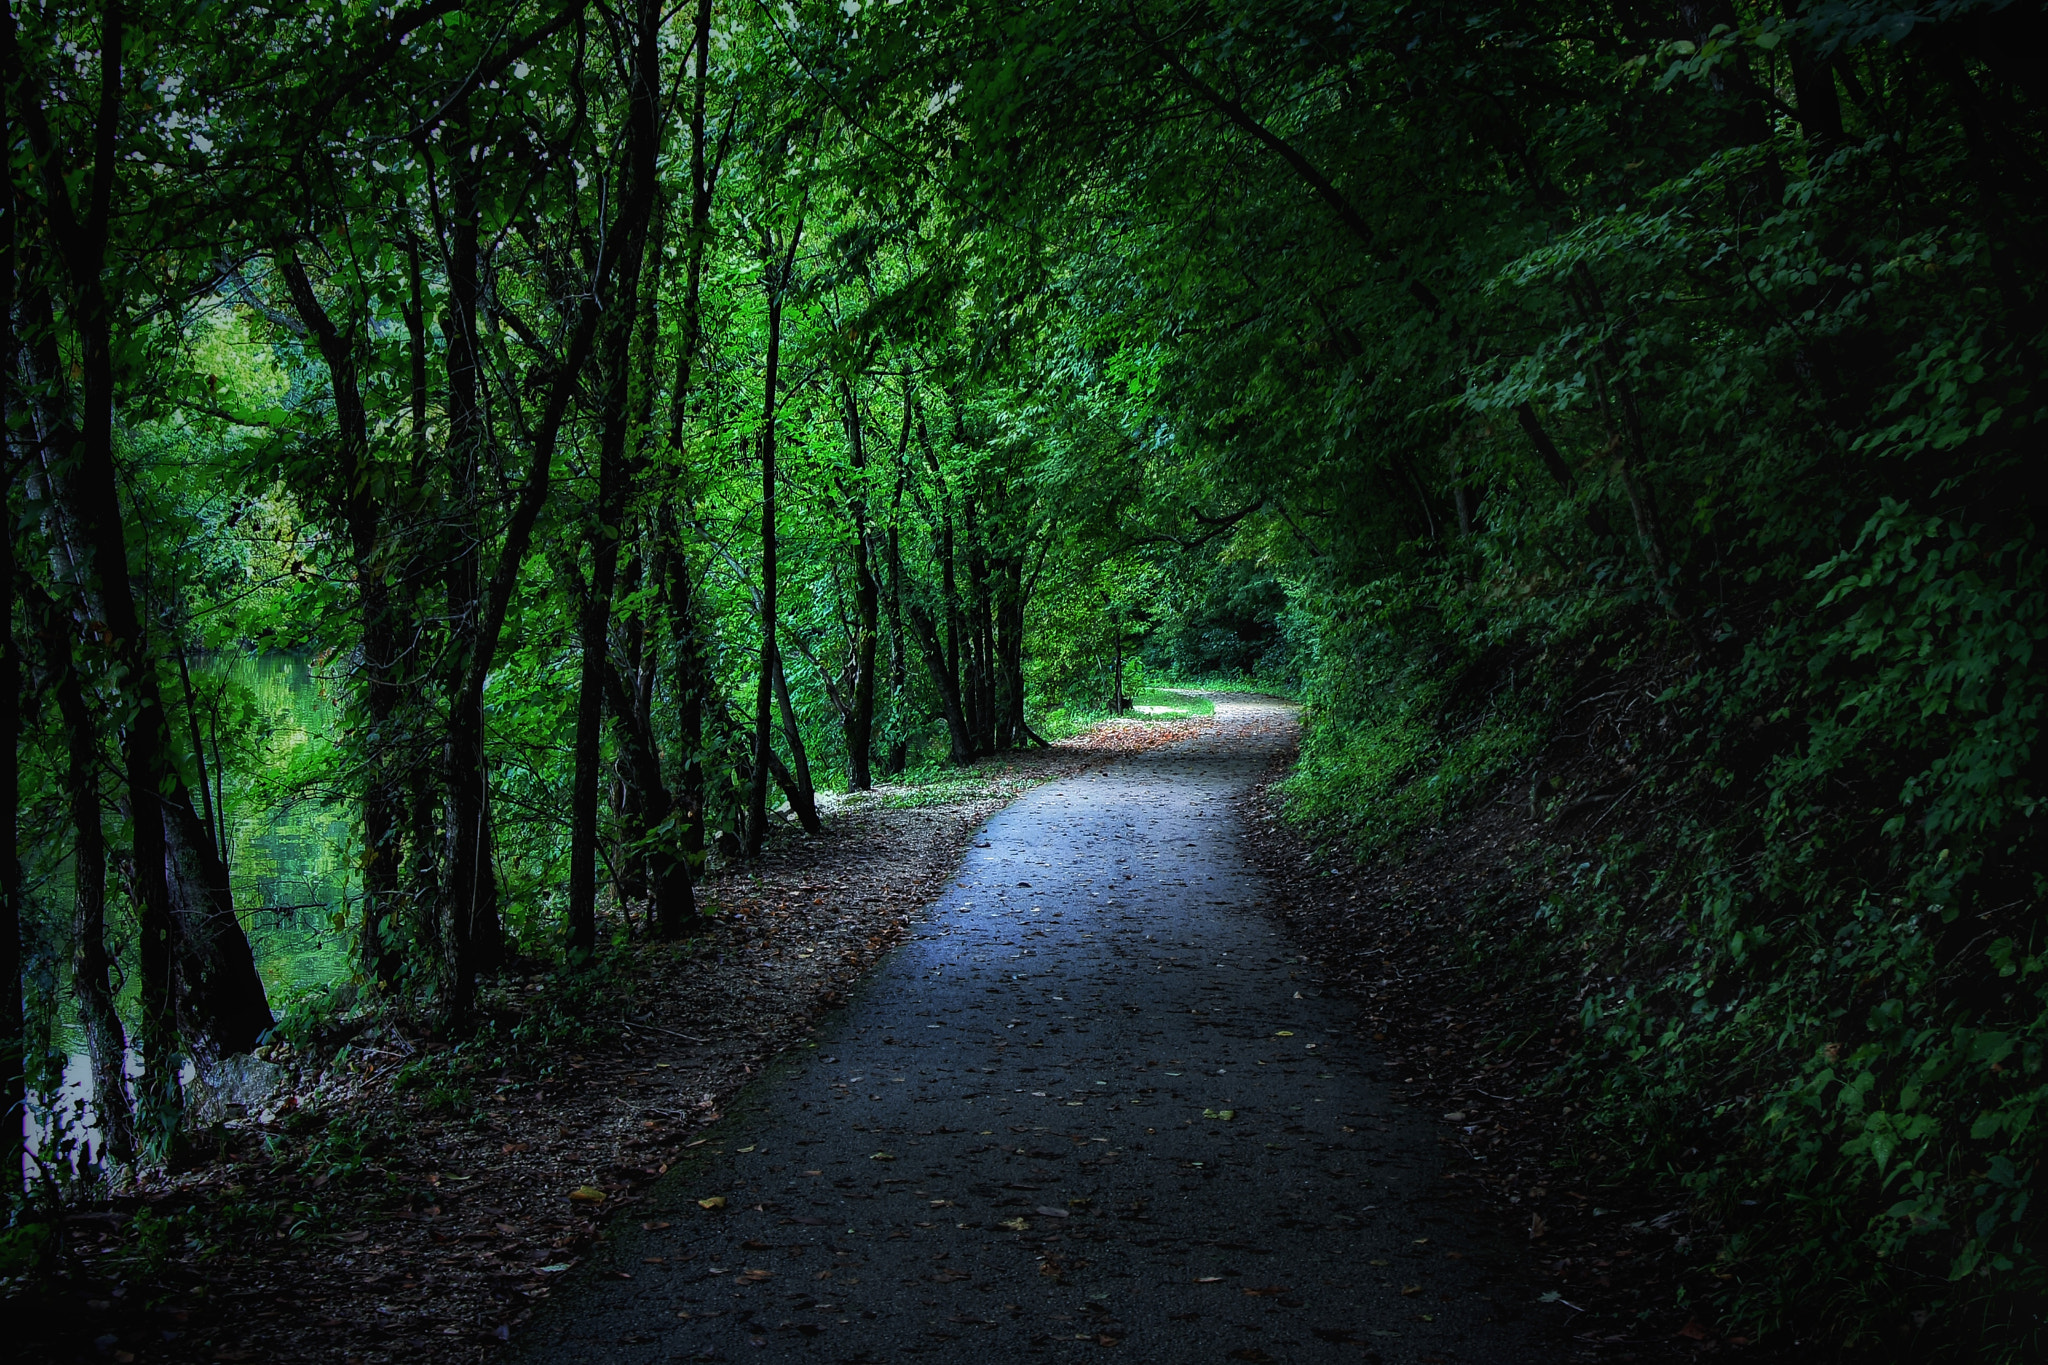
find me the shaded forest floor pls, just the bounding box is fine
[12,716,1213,1365]
[1240,766,1788,1363]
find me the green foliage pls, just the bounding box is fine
[6,1,2045,1355]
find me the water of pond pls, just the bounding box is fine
[40,654,357,1161]
[213,652,359,999]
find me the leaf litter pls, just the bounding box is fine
[37,718,1212,1365]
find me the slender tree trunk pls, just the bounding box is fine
[397,228,437,981]
[849,530,880,789]
[906,598,975,765]
[883,396,911,776]
[747,347,780,854]
[659,0,724,875]
[662,505,707,867]
[771,647,824,833]
[441,101,494,1006]
[748,221,803,854]
[840,379,878,789]
[570,0,662,959]
[999,554,1026,748]
[655,0,719,886]
[33,590,134,1165]
[1112,609,1125,713]
[566,455,620,960]
[278,254,404,987]
[0,330,22,1187]
[914,400,974,760]
[665,0,718,464]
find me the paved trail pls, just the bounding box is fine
[525,700,1538,1365]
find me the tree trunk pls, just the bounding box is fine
[440,100,496,1011]
[749,217,804,853]
[30,585,136,1166]
[436,91,626,1023]
[906,599,975,765]
[0,332,22,1188]
[396,227,438,985]
[998,553,1026,748]
[571,0,662,959]
[914,399,974,761]
[661,504,708,868]
[771,647,824,833]
[277,254,403,988]
[840,378,878,789]
[12,18,271,1088]
[654,0,718,889]
[747,298,782,855]
[882,389,912,776]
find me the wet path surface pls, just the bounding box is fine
[523,700,1538,1365]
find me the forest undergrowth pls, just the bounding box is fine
[4,718,1209,1365]
[1267,575,2045,1362]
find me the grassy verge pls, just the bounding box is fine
[1128,687,1214,718]
[1155,674,1299,699]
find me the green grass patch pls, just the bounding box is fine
[1128,687,1215,718]
[1154,674,1300,699]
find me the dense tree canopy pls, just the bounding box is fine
[5,0,2045,1354]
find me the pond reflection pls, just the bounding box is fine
[39,654,356,1167]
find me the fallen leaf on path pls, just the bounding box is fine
[338,1231,368,1244]
[698,1196,727,1210]
[1202,1108,1234,1121]
[1033,1206,1070,1218]
[738,1269,773,1283]
[1275,1031,1294,1037]
[870,1151,897,1161]
[1401,1284,1422,1296]
[569,1186,607,1204]
[1678,1318,1710,1341]
[1529,1213,1547,1239]
[1195,1276,1225,1284]
[998,1217,1029,1232]
[1242,1286,1291,1297]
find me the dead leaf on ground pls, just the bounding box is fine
[1242,1285,1291,1297]
[698,1196,727,1210]
[738,1268,773,1283]
[569,1186,607,1204]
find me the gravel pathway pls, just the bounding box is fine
[520,699,1539,1365]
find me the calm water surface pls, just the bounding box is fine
[40,653,357,1161]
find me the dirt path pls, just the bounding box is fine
[519,699,1541,1365]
